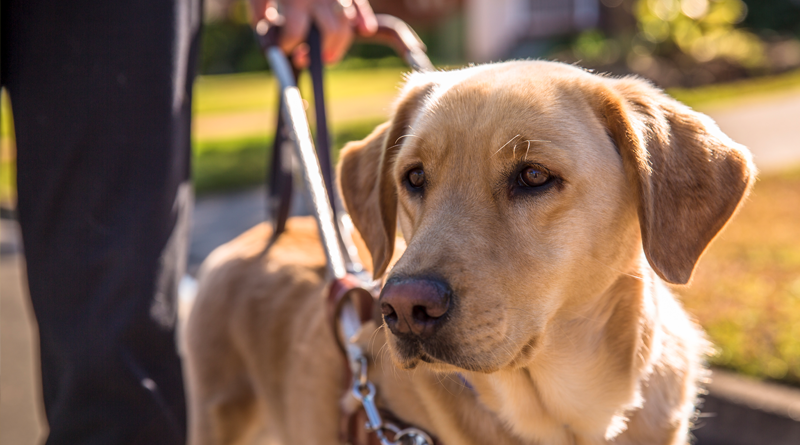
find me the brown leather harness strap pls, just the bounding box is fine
[327,275,376,348]
[327,277,442,445]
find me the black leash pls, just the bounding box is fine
[267,93,294,242]
[308,25,336,216]
[267,24,334,243]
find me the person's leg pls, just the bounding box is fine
[1,0,201,443]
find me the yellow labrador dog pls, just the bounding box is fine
[184,61,755,445]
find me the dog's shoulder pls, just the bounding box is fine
[199,217,326,284]
[191,217,328,331]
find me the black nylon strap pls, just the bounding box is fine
[267,24,335,244]
[267,93,294,243]
[308,25,337,218]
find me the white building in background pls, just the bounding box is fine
[465,0,600,62]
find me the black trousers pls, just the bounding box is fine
[1,1,201,443]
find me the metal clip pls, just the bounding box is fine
[350,353,433,445]
[388,426,435,445]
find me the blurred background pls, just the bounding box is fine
[2,0,800,443]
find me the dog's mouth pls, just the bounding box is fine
[389,331,540,373]
[389,334,466,370]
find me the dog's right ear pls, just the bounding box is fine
[597,76,756,284]
[338,79,434,279]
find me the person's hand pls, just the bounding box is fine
[250,0,377,65]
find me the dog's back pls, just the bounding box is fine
[184,217,345,445]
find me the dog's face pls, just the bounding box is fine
[339,61,754,373]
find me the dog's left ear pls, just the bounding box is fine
[597,76,756,284]
[338,76,435,278]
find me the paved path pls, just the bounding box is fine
[705,91,800,173]
[188,185,314,268]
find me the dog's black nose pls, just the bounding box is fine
[379,277,451,339]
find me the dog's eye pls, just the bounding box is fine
[407,168,425,188]
[518,166,550,187]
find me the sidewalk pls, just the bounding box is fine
[706,91,800,173]
[189,184,314,268]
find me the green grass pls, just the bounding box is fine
[187,65,800,118]
[679,167,800,386]
[1,91,14,206]
[0,160,13,206]
[194,67,408,116]
[1,91,12,139]
[193,118,380,194]
[668,69,800,109]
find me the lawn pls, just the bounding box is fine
[669,68,800,110]
[194,66,407,115]
[193,118,381,193]
[679,167,800,387]
[0,158,13,206]
[1,91,14,206]
[192,66,407,193]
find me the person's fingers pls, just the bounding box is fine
[248,0,270,25]
[312,0,353,63]
[278,3,312,56]
[252,0,367,63]
[352,0,377,36]
[291,43,310,69]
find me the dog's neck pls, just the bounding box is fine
[461,260,664,444]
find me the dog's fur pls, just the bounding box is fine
[184,61,756,445]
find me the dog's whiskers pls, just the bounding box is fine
[435,372,461,397]
[386,142,404,151]
[491,134,521,158]
[367,322,385,352]
[395,133,422,144]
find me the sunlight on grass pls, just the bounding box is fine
[192,66,800,118]
[194,67,408,115]
[1,90,15,206]
[679,168,800,386]
[0,160,13,206]
[193,118,381,194]
[1,90,13,138]
[670,69,800,110]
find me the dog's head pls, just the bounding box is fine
[338,61,755,372]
